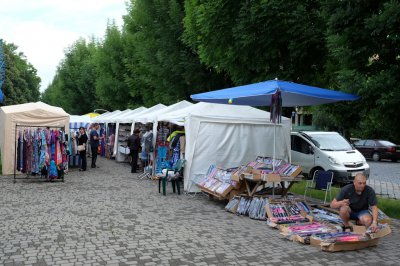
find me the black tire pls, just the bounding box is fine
[372,152,380,162]
[309,167,324,180]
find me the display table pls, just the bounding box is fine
[243,175,301,197]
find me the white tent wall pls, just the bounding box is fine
[0,102,70,175]
[184,115,290,192]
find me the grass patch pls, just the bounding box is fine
[290,180,400,219]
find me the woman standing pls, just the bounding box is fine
[77,126,88,171]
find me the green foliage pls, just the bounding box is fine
[95,21,133,110]
[42,38,98,114]
[37,0,400,143]
[318,0,400,142]
[123,0,230,107]
[0,40,41,106]
[183,0,327,86]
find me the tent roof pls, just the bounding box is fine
[1,101,69,116]
[92,110,120,122]
[115,107,148,122]
[135,100,192,124]
[191,80,359,107]
[102,109,132,123]
[70,115,92,123]
[157,102,288,125]
[132,104,167,123]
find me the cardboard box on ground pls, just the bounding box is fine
[310,225,392,252]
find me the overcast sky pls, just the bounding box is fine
[0,0,128,92]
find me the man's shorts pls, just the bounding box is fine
[350,209,370,220]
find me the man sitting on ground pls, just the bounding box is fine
[330,173,378,232]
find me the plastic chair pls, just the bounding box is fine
[159,159,186,196]
[304,170,333,204]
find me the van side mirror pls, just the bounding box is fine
[308,146,314,154]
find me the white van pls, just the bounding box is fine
[290,131,370,184]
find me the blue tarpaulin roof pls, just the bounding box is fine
[191,80,359,107]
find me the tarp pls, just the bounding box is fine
[157,102,291,192]
[0,102,70,175]
[191,79,359,107]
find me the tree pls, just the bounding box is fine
[183,0,327,86]
[42,38,98,114]
[0,40,41,106]
[95,21,134,110]
[320,0,400,142]
[123,0,230,107]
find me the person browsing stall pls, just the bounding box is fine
[90,123,102,168]
[330,173,378,232]
[127,128,141,173]
[77,126,88,171]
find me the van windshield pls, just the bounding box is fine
[308,133,353,151]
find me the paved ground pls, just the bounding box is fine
[367,161,400,199]
[1,157,400,266]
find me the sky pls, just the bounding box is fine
[0,0,128,92]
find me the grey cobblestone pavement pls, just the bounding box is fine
[1,157,399,266]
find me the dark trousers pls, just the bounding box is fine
[130,150,139,173]
[79,151,87,170]
[91,145,98,167]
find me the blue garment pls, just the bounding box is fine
[90,129,99,147]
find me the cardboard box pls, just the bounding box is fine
[310,225,391,252]
[231,172,241,182]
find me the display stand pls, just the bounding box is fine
[68,126,81,168]
[14,124,66,183]
[242,175,300,197]
[116,123,131,162]
[139,153,151,179]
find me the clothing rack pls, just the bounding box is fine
[14,124,65,183]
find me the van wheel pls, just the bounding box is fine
[372,152,380,162]
[309,168,324,179]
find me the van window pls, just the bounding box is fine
[308,133,352,151]
[291,135,311,154]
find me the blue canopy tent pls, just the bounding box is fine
[191,79,359,107]
[191,79,359,187]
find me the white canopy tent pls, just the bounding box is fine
[113,107,148,161]
[131,103,167,133]
[113,104,167,161]
[0,102,70,175]
[157,102,291,192]
[70,115,92,124]
[134,101,193,125]
[114,107,147,123]
[92,110,121,123]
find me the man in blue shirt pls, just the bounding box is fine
[90,123,100,168]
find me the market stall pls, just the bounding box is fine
[0,102,70,176]
[157,102,292,193]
